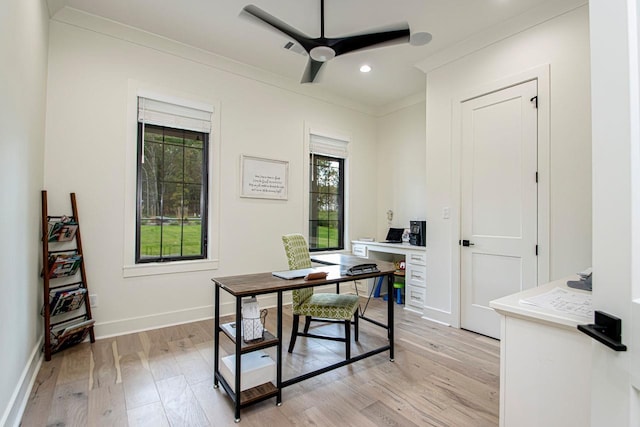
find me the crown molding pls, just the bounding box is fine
[50,7,378,116]
[415,0,588,74]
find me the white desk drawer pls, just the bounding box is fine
[406,284,426,309]
[352,244,368,258]
[355,278,380,295]
[406,264,426,286]
[406,252,426,266]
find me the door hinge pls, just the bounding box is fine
[530,96,538,108]
[535,171,538,183]
[535,245,538,256]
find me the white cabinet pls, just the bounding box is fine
[354,277,380,295]
[406,285,426,309]
[406,251,426,266]
[490,279,592,427]
[351,240,427,313]
[404,251,426,313]
[352,243,368,257]
[406,263,426,286]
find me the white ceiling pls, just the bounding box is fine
[46,0,568,108]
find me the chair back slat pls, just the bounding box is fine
[282,234,312,269]
[282,234,313,307]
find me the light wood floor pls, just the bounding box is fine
[21,298,499,427]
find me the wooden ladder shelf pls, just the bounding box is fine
[41,190,95,361]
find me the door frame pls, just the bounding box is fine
[450,65,550,329]
[589,1,639,423]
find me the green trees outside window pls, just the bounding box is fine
[136,123,208,262]
[309,154,344,251]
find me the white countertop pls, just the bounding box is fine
[351,240,425,252]
[490,276,593,330]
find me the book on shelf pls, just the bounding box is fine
[49,318,95,353]
[43,285,87,316]
[47,253,82,278]
[47,219,78,242]
[221,322,237,338]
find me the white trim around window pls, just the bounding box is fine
[303,123,351,250]
[309,133,350,158]
[123,81,221,277]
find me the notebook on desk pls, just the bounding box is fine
[272,268,318,280]
[382,227,404,243]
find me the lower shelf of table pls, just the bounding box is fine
[239,382,278,406]
[215,371,279,408]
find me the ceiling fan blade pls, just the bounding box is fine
[241,3,413,86]
[241,5,312,49]
[331,25,410,57]
[301,58,325,83]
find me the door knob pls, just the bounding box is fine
[459,240,475,247]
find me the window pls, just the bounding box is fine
[309,155,344,250]
[136,97,211,263]
[308,133,349,251]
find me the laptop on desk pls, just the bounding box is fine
[382,227,404,243]
[272,268,318,280]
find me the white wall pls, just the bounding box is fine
[0,0,49,425]
[43,10,380,337]
[376,101,427,239]
[422,6,592,325]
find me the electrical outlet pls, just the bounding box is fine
[90,294,98,308]
[443,207,451,219]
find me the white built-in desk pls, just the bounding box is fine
[490,277,592,427]
[351,240,426,313]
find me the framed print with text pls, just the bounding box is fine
[240,155,288,200]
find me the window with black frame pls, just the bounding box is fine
[136,97,210,263]
[309,154,344,251]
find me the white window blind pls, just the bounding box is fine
[309,134,349,158]
[138,97,212,133]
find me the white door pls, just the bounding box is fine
[590,1,639,425]
[460,80,538,339]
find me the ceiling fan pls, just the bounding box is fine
[241,0,411,83]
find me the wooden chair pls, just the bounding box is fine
[282,233,359,358]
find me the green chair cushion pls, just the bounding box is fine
[295,293,360,320]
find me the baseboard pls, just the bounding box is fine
[420,304,456,327]
[420,314,451,327]
[94,304,214,339]
[93,292,294,339]
[1,337,44,427]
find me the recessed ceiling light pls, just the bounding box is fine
[410,32,433,46]
[360,64,372,73]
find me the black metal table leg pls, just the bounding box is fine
[388,272,395,361]
[234,296,242,422]
[276,291,283,406]
[214,284,220,388]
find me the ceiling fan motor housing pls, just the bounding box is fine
[309,45,336,62]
